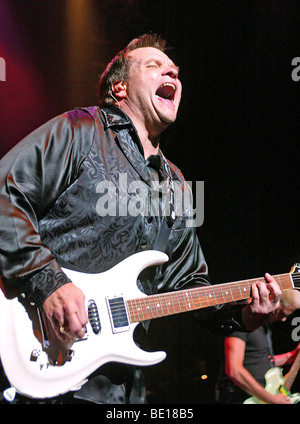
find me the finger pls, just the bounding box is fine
[250,281,273,315]
[47,307,84,342]
[76,303,88,328]
[264,272,273,283]
[67,312,87,339]
[265,279,282,306]
[264,273,282,294]
[47,315,68,342]
[250,282,259,301]
[254,281,270,303]
[64,286,88,330]
[59,308,88,340]
[63,301,88,339]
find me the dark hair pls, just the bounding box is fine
[97,34,167,107]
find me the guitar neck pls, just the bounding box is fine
[283,350,300,392]
[127,272,295,323]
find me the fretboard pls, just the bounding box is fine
[126,273,294,324]
[284,350,300,392]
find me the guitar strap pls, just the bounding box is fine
[153,218,173,252]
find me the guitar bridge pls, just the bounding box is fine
[106,296,130,333]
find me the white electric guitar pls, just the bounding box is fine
[0,250,299,399]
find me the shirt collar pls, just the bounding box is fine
[101,105,145,156]
[101,105,132,129]
[145,154,163,171]
[100,105,177,183]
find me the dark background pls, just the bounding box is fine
[1,0,300,403]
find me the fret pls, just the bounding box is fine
[239,281,251,299]
[154,296,164,318]
[231,281,250,301]
[145,298,154,319]
[190,288,203,310]
[203,286,216,307]
[175,291,184,314]
[214,286,223,304]
[167,293,176,314]
[135,298,144,320]
[127,298,140,322]
[276,273,294,291]
[164,292,175,316]
[127,298,134,322]
[138,297,148,320]
[139,298,149,320]
[231,282,243,300]
[139,297,152,319]
[211,286,223,305]
[237,282,243,299]
[220,284,234,303]
[219,286,226,303]
[146,295,164,319]
[161,294,172,316]
[180,291,192,313]
[182,290,194,311]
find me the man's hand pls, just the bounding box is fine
[242,273,282,331]
[268,393,291,404]
[43,283,88,342]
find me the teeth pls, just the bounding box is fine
[156,82,176,100]
[162,83,175,90]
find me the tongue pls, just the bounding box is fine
[156,84,174,100]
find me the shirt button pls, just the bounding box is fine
[140,243,147,250]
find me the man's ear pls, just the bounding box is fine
[112,80,127,101]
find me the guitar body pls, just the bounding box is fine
[0,250,168,399]
[244,367,300,404]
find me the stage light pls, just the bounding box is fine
[65,0,99,105]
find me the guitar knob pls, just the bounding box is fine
[65,349,74,362]
[30,349,40,362]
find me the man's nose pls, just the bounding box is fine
[163,65,178,79]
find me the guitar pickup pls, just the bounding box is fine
[106,296,130,334]
[88,300,101,334]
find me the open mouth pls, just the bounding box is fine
[155,82,176,104]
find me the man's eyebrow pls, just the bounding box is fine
[144,57,180,72]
